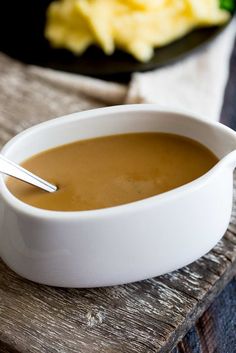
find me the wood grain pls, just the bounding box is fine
[0,47,236,353]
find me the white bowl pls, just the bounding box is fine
[0,104,236,288]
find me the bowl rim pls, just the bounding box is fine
[0,104,235,220]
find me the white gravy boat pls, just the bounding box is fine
[0,104,236,287]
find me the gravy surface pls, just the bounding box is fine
[7,133,218,211]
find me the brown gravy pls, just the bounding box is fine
[7,133,218,211]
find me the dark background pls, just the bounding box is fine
[221,37,236,129]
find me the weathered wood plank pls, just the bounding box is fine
[0,43,236,353]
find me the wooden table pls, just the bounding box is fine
[0,40,236,353]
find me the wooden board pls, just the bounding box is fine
[0,39,236,352]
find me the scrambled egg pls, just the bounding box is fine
[45,0,230,62]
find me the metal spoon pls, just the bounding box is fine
[0,154,57,193]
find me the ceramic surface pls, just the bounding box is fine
[0,105,236,287]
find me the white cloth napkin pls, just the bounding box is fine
[127,18,236,121]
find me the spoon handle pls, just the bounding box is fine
[0,154,57,193]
